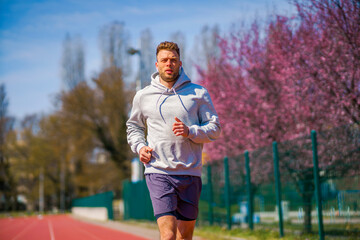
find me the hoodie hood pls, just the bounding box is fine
[151,67,191,123]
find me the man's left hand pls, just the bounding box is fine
[172,117,189,137]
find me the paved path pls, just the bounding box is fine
[73,215,161,240]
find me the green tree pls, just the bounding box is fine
[0,84,15,211]
[8,115,42,211]
[60,66,130,179]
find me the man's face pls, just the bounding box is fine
[156,49,182,83]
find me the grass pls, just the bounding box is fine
[195,226,309,240]
[193,221,360,240]
[0,210,70,218]
[194,225,360,240]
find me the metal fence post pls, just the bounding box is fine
[273,141,284,237]
[122,180,130,220]
[244,150,254,230]
[311,130,325,240]
[207,164,214,225]
[224,156,231,230]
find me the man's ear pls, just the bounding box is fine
[180,61,182,67]
[155,62,159,72]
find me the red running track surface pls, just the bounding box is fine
[0,214,149,240]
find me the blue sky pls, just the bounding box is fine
[0,0,295,120]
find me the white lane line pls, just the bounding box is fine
[77,227,102,240]
[48,220,56,240]
[11,221,37,240]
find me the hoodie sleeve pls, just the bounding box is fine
[187,88,221,143]
[126,92,147,154]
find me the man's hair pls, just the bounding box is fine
[156,41,180,59]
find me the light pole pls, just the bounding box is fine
[127,47,144,91]
[39,168,44,213]
[127,47,144,182]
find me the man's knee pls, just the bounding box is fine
[162,230,176,240]
[176,230,193,240]
[157,215,177,240]
[176,220,196,240]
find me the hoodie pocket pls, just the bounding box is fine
[148,139,202,171]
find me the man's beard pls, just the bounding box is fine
[159,71,180,83]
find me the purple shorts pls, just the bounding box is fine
[145,173,202,221]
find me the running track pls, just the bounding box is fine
[0,214,148,240]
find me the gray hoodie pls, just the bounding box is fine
[126,68,221,177]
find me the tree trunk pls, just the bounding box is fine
[11,191,18,211]
[301,181,315,234]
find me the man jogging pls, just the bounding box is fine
[126,41,221,240]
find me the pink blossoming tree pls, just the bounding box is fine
[199,0,360,233]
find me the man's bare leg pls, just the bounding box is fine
[176,220,196,240]
[157,215,177,240]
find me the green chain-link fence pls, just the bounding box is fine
[199,124,360,239]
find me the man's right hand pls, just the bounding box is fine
[139,146,153,164]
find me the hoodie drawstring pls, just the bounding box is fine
[172,88,188,113]
[156,88,188,123]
